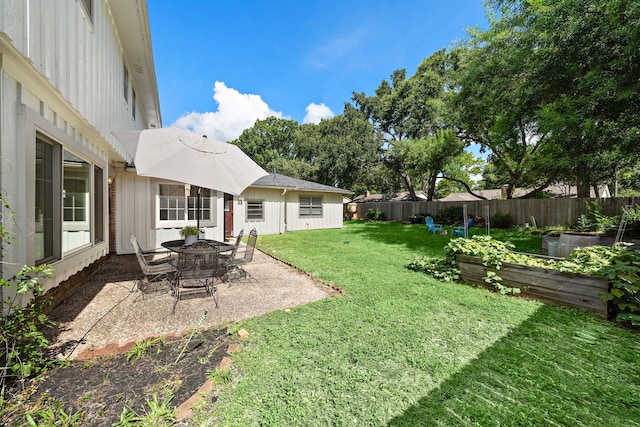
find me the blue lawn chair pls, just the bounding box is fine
[453,217,474,237]
[425,216,444,234]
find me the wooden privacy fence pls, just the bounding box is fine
[350,197,640,228]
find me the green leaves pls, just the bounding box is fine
[412,232,640,324]
[1,263,55,390]
[407,256,459,282]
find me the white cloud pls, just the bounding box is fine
[303,103,334,124]
[171,81,283,141]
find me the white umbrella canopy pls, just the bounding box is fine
[114,127,268,196]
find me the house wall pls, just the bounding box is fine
[235,188,345,235]
[0,1,153,298]
[285,192,344,232]
[115,173,225,254]
[0,1,147,156]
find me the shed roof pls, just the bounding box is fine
[250,173,353,195]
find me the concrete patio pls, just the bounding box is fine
[45,249,337,360]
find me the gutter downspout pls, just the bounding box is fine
[281,189,287,233]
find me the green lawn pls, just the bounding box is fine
[201,221,640,426]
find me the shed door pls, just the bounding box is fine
[224,193,234,238]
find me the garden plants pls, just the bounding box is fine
[0,198,54,392]
[409,234,640,324]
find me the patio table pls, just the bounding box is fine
[161,239,235,254]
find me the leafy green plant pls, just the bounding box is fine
[483,270,520,295]
[207,367,233,385]
[433,205,464,225]
[180,225,200,237]
[490,212,514,229]
[114,393,176,426]
[574,200,617,234]
[365,208,385,221]
[620,204,640,239]
[409,235,522,294]
[595,246,640,325]
[23,399,84,426]
[411,232,640,324]
[1,197,55,390]
[126,338,162,361]
[408,213,428,224]
[407,256,459,281]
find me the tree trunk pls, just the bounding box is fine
[576,176,591,198]
[402,174,418,201]
[426,173,438,201]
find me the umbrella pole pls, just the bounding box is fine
[196,187,201,232]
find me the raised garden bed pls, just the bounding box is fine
[456,254,610,318]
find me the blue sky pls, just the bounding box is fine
[148,1,488,142]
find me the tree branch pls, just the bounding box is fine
[439,175,488,200]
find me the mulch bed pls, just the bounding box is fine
[2,327,231,426]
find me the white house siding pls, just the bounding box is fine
[235,188,345,235]
[285,192,344,232]
[115,173,225,254]
[235,188,287,236]
[0,1,157,298]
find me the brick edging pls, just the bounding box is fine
[77,329,247,423]
[76,327,200,360]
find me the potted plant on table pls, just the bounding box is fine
[180,225,200,245]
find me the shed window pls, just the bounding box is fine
[247,201,264,221]
[299,196,322,217]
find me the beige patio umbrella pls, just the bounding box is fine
[114,126,268,227]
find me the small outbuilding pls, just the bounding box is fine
[232,173,353,236]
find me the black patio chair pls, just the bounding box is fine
[219,229,244,263]
[173,241,226,313]
[130,233,175,298]
[130,233,175,265]
[224,228,258,282]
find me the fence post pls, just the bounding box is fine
[485,205,490,236]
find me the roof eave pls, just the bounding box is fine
[108,0,162,129]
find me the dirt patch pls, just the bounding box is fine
[2,327,231,426]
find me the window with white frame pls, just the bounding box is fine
[94,166,104,242]
[35,137,60,263]
[35,135,102,263]
[158,184,214,225]
[188,188,212,221]
[299,196,322,217]
[63,150,91,253]
[246,201,264,221]
[159,184,186,221]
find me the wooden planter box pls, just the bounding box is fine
[456,255,610,318]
